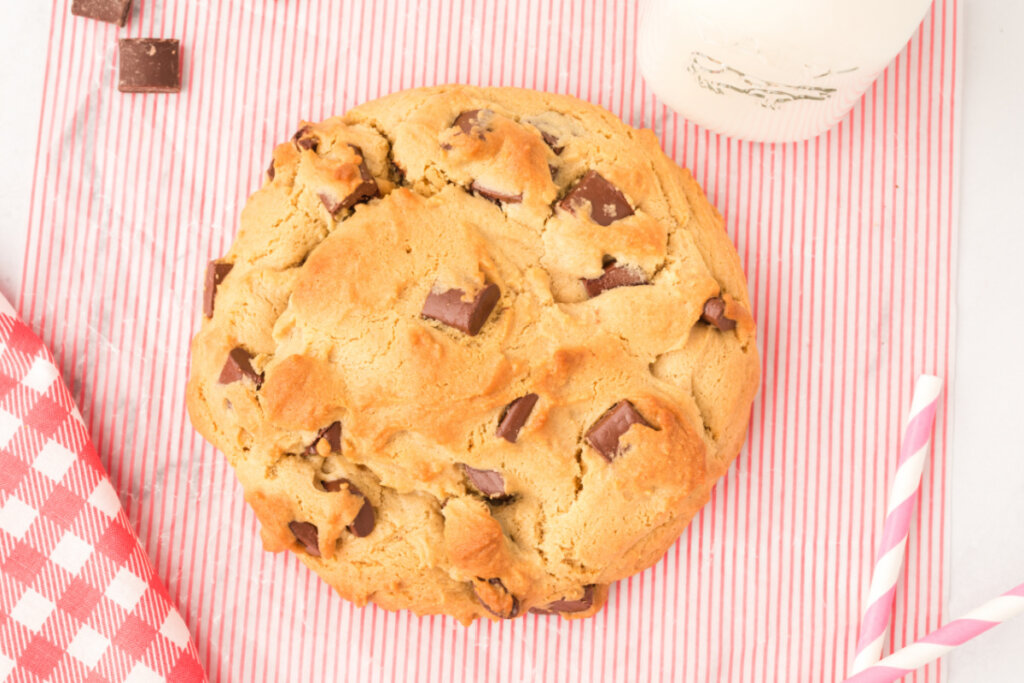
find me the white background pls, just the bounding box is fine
[0,2,1021,681]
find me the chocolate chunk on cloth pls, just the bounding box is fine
[288,521,320,557]
[471,181,523,204]
[461,465,509,500]
[118,39,181,93]
[582,261,647,298]
[218,348,263,388]
[559,171,634,226]
[322,479,376,537]
[72,0,132,25]
[307,422,342,454]
[318,145,379,214]
[701,296,737,331]
[473,578,519,619]
[531,585,596,615]
[495,393,539,442]
[203,261,233,317]
[585,400,654,461]
[421,283,500,336]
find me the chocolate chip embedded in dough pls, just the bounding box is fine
[461,465,508,500]
[266,159,276,181]
[293,125,319,152]
[559,171,634,226]
[203,260,233,317]
[585,400,654,461]
[470,181,523,204]
[452,109,492,139]
[421,283,500,336]
[495,394,539,443]
[288,521,320,557]
[218,348,263,388]
[318,145,380,215]
[530,585,596,614]
[321,479,376,537]
[581,261,647,298]
[701,296,737,331]
[306,422,342,455]
[473,578,519,619]
[540,130,564,154]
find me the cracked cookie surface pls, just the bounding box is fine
[186,85,760,624]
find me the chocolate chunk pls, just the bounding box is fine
[496,393,539,443]
[540,130,564,155]
[293,126,319,151]
[319,145,379,215]
[288,521,320,557]
[701,296,737,331]
[530,585,596,615]
[548,164,558,181]
[559,171,634,226]
[452,109,492,139]
[72,0,132,25]
[117,39,181,94]
[470,181,523,204]
[421,283,500,336]
[306,422,342,454]
[322,479,376,537]
[218,348,263,388]
[266,159,276,181]
[203,260,233,318]
[582,261,647,298]
[474,578,519,619]
[461,465,508,500]
[585,400,654,461]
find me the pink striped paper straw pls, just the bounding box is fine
[844,581,1024,683]
[851,374,944,673]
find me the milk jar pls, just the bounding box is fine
[638,0,934,142]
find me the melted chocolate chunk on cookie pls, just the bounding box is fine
[421,282,500,336]
[318,145,380,215]
[540,130,564,155]
[293,125,319,151]
[701,296,737,331]
[530,585,596,615]
[470,181,523,204]
[203,260,233,318]
[266,159,275,181]
[306,421,342,455]
[452,109,492,139]
[559,171,634,226]
[474,578,519,619]
[495,393,539,443]
[585,400,654,461]
[288,521,320,557]
[582,260,647,298]
[461,465,509,500]
[322,479,376,537]
[218,348,263,388]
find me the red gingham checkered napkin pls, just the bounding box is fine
[0,306,206,682]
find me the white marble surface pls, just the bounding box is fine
[1,2,1021,680]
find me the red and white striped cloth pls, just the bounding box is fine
[0,296,205,682]
[16,0,960,681]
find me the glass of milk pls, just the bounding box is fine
[638,0,934,143]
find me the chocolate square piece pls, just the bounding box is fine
[218,348,263,388]
[118,39,181,93]
[203,261,232,318]
[421,283,500,336]
[460,465,508,500]
[701,296,737,331]
[585,400,654,461]
[530,585,596,615]
[72,0,132,26]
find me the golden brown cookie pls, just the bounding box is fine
[186,85,760,624]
